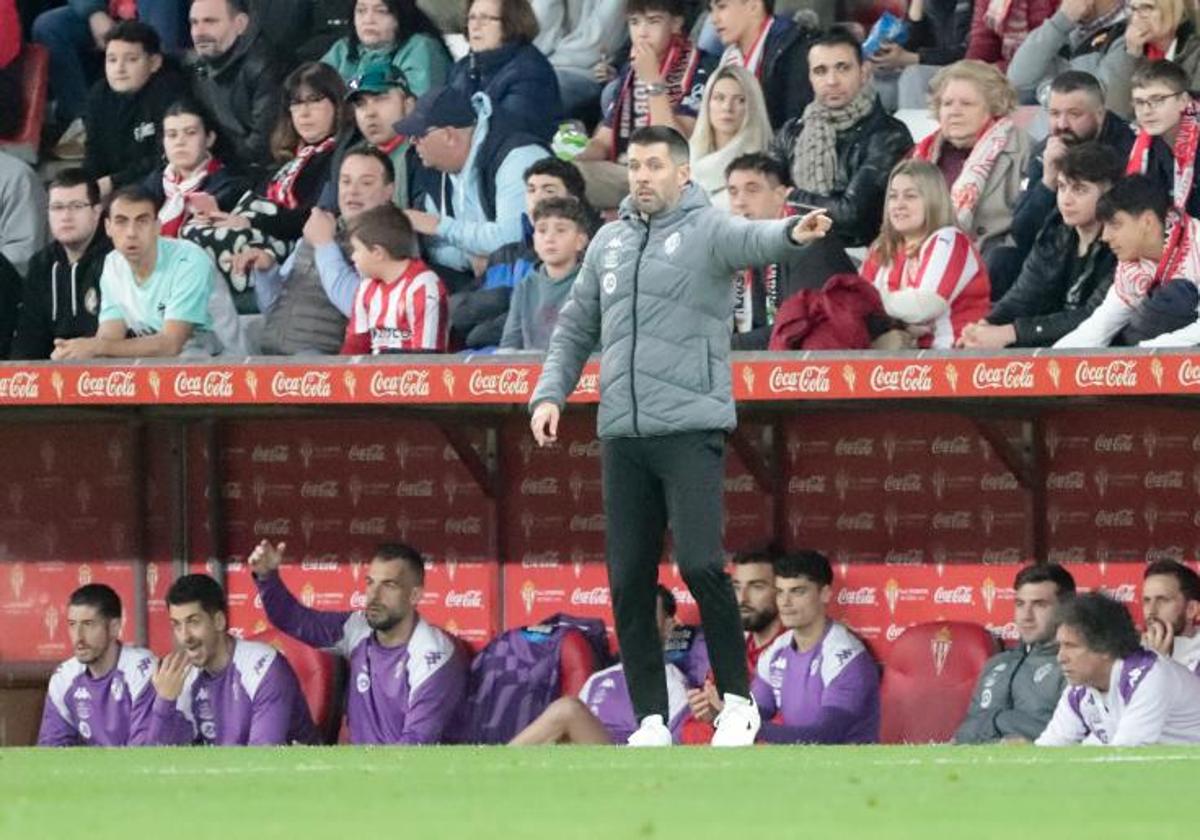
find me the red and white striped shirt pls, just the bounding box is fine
[862,226,991,348]
[342,259,448,355]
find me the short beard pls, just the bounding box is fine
[741,607,779,634]
[366,609,405,633]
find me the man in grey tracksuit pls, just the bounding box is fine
[955,564,1078,743]
[529,125,832,747]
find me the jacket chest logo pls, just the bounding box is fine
[602,272,617,295]
[664,231,682,256]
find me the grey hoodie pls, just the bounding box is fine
[954,639,1066,743]
[530,181,807,438]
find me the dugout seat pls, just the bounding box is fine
[557,628,599,696]
[0,44,49,165]
[249,629,345,745]
[879,622,997,744]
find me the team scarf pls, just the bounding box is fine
[912,116,1015,232]
[1114,214,1200,305]
[721,15,773,77]
[610,35,699,160]
[266,136,336,210]
[985,0,1016,33]
[733,206,794,331]
[159,156,222,238]
[1126,97,1200,216]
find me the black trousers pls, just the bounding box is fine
[601,430,750,722]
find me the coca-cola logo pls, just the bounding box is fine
[300,555,338,571]
[834,438,874,456]
[1146,546,1185,562]
[835,513,875,532]
[370,369,430,398]
[76,371,136,398]
[869,364,933,393]
[520,551,560,568]
[0,371,39,399]
[271,371,332,399]
[468,367,530,397]
[723,475,755,493]
[350,592,368,609]
[444,589,483,609]
[883,473,922,493]
[253,518,290,536]
[1047,471,1085,490]
[1048,546,1087,563]
[445,517,482,535]
[980,473,1018,491]
[569,514,605,533]
[252,444,288,463]
[300,481,338,498]
[1075,359,1138,389]
[768,365,831,394]
[971,361,1034,390]
[934,585,973,604]
[883,549,922,565]
[1094,434,1134,453]
[349,517,387,535]
[1100,583,1137,603]
[348,444,385,462]
[885,623,908,642]
[981,548,1022,563]
[395,480,434,497]
[1094,509,1135,528]
[931,436,971,456]
[1179,359,1200,387]
[520,477,559,496]
[986,622,1020,642]
[568,440,601,458]
[932,511,972,530]
[570,586,610,606]
[788,475,827,494]
[1144,470,1184,490]
[173,370,233,399]
[836,587,877,606]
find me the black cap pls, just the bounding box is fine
[393,86,477,138]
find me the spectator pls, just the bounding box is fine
[1007,0,1128,107]
[499,196,591,351]
[82,21,183,197]
[1037,592,1200,746]
[911,60,1030,258]
[321,0,450,95]
[706,0,815,129]
[724,153,856,349]
[331,61,417,208]
[689,65,772,210]
[510,585,691,745]
[862,159,991,347]
[955,564,1076,743]
[143,99,249,239]
[248,539,469,745]
[773,27,913,248]
[704,551,880,745]
[964,0,1056,77]
[1056,175,1200,347]
[449,0,563,142]
[404,86,550,291]
[1124,60,1200,219]
[240,146,396,355]
[50,184,244,359]
[11,169,111,360]
[573,0,707,211]
[341,203,448,353]
[870,0,974,112]
[188,0,284,174]
[36,584,156,747]
[0,0,20,136]
[33,0,189,149]
[148,574,320,746]
[183,61,348,312]
[1102,0,1200,118]
[960,142,1121,348]
[0,150,47,275]
[451,156,591,349]
[532,0,628,115]
[1142,560,1200,672]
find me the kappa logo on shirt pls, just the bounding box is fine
[111,681,124,701]
[835,648,855,666]
[74,687,91,700]
[424,651,443,667]
[356,671,371,693]
[253,654,270,675]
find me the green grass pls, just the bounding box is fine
[2,745,1198,839]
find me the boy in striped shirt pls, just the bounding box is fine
[342,204,448,354]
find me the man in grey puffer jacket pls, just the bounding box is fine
[529,125,831,747]
[955,564,1077,743]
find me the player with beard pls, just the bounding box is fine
[248,540,468,744]
[148,574,319,745]
[38,584,156,746]
[1141,560,1200,672]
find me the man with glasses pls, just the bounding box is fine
[11,168,107,360]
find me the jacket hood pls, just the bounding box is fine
[617,180,712,224]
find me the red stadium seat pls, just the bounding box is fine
[249,629,345,745]
[880,622,997,744]
[557,628,599,696]
[0,44,49,165]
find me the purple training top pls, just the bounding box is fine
[750,621,880,744]
[148,638,319,746]
[256,572,467,744]
[37,644,157,747]
[580,663,690,744]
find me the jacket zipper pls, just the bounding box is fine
[629,218,651,437]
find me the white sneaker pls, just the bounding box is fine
[711,693,760,747]
[626,714,672,747]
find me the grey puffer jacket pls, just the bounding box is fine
[530,182,805,438]
[953,639,1066,743]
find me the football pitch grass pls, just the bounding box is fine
[3,745,1198,839]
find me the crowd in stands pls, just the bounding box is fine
[3,0,1200,360]
[36,547,1200,746]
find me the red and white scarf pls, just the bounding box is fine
[733,205,794,331]
[912,117,1015,232]
[266,136,336,210]
[159,157,222,238]
[1127,98,1200,215]
[610,35,699,160]
[720,16,773,77]
[1114,215,1200,305]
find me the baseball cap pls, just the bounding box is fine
[393,86,477,138]
[346,62,412,101]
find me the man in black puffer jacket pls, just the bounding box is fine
[772,29,912,248]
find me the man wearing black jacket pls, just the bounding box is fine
[188,0,283,174]
[11,169,111,360]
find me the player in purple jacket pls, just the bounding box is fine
[248,540,468,745]
[511,586,690,745]
[37,584,157,747]
[707,551,880,744]
[148,574,319,746]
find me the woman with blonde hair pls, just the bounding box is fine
[1101,0,1200,117]
[689,65,773,209]
[862,159,991,348]
[910,59,1030,259]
